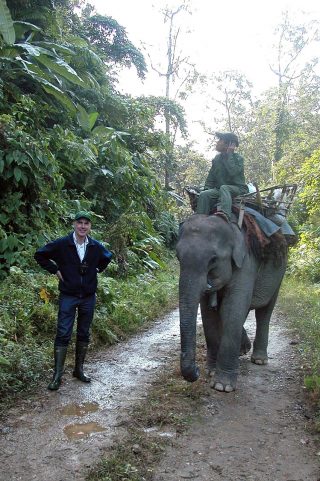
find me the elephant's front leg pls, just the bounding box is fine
[200,295,222,377]
[212,293,251,392]
[251,287,280,365]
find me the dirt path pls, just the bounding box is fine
[153,314,320,481]
[0,309,319,481]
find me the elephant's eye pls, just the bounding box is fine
[209,255,217,265]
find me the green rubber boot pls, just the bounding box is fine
[48,346,68,391]
[73,341,91,383]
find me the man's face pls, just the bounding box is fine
[73,218,91,239]
[215,138,228,153]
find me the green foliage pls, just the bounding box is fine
[304,374,320,396]
[0,9,89,114]
[299,150,320,216]
[154,211,179,248]
[82,13,147,79]
[279,277,320,412]
[89,457,141,481]
[283,150,320,282]
[0,267,56,395]
[77,104,99,132]
[0,4,177,276]
[93,257,178,343]
[137,95,188,140]
[172,144,210,194]
[0,342,50,394]
[104,211,166,277]
[288,228,320,282]
[0,0,15,44]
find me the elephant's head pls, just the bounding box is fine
[176,214,246,382]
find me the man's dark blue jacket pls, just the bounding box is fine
[34,233,112,297]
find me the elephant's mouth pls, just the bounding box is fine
[205,282,215,293]
[206,279,222,292]
[205,282,219,309]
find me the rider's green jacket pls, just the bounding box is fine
[204,152,248,191]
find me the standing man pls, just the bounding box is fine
[35,211,112,390]
[196,132,248,221]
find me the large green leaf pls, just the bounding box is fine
[77,104,99,132]
[80,71,101,90]
[20,58,56,84]
[26,69,77,114]
[35,54,84,86]
[18,43,55,57]
[92,125,115,138]
[32,41,75,56]
[0,355,10,367]
[0,0,15,45]
[0,43,51,58]
[13,21,41,42]
[42,83,76,114]
[0,44,19,59]
[19,60,77,113]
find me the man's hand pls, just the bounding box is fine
[227,142,236,154]
[56,270,64,282]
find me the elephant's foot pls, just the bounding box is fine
[213,381,234,392]
[210,369,238,393]
[251,350,268,365]
[205,357,217,377]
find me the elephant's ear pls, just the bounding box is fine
[231,224,246,268]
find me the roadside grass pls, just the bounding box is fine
[87,341,208,481]
[0,253,179,404]
[278,275,320,427]
[93,261,179,344]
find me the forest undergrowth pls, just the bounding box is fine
[278,276,320,428]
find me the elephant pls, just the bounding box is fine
[176,213,287,392]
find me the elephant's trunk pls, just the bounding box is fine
[179,271,207,382]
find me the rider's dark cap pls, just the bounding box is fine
[215,132,239,147]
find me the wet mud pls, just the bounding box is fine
[0,311,180,481]
[0,309,319,481]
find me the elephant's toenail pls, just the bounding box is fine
[225,385,234,392]
[214,382,224,391]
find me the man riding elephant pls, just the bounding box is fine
[196,132,248,221]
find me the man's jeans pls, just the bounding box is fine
[55,293,96,347]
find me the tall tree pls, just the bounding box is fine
[149,2,196,188]
[270,11,320,164]
[200,70,254,141]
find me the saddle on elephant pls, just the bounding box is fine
[184,183,298,255]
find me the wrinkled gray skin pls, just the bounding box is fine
[176,214,287,392]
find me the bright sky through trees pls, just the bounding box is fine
[91,0,320,154]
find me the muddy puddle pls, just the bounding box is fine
[0,310,181,481]
[64,422,107,440]
[60,402,100,417]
